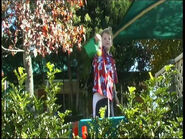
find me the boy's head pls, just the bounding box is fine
[101,27,113,51]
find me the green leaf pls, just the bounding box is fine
[46,62,54,72]
[99,106,107,118]
[148,72,154,80]
[164,64,174,72]
[1,77,7,92]
[84,13,91,22]
[58,112,65,119]
[128,86,136,94]
[55,68,61,74]
[21,132,28,138]
[132,108,139,114]
[18,67,25,75]
[105,16,110,24]
[176,117,183,123]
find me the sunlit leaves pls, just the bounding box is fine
[1,77,7,92]
[99,106,107,118]
[14,67,27,87]
[117,65,182,138]
[148,72,154,80]
[2,0,86,56]
[128,86,136,94]
[164,64,174,72]
[139,39,182,73]
[84,13,91,22]
[2,62,71,138]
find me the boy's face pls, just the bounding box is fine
[102,33,112,51]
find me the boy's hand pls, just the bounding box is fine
[95,33,102,49]
[94,33,101,43]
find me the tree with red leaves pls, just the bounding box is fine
[2,0,86,96]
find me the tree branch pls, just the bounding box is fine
[1,45,25,52]
[113,0,166,39]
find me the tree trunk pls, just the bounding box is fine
[121,84,123,105]
[67,55,73,109]
[76,68,79,111]
[23,50,34,96]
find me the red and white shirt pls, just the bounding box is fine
[92,47,118,101]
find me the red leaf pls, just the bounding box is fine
[79,0,84,7]
[25,26,29,32]
[67,15,70,21]
[78,37,82,43]
[68,49,72,55]
[43,32,47,37]
[42,25,48,32]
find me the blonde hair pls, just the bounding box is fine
[100,27,113,37]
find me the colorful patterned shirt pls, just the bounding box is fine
[92,47,118,101]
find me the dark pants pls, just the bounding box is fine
[95,98,114,117]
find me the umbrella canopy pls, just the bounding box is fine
[113,0,183,44]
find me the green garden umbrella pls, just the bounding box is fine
[85,0,182,57]
[113,0,183,44]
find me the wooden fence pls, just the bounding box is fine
[155,53,183,115]
[155,53,183,97]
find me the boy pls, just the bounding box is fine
[92,27,119,118]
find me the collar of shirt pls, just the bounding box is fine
[102,46,113,57]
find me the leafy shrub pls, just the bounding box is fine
[86,64,183,138]
[117,64,183,138]
[87,106,123,138]
[2,62,71,138]
[88,107,118,139]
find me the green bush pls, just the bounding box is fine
[87,106,119,139]
[2,62,71,138]
[117,64,183,138]
[88,117,117,139]
[87,64,183,138]
[2,63,182,138]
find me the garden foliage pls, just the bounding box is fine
[2,62,71,138]
[87,64,183,138]
[117,64,183,138]
[2,64,183,138]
